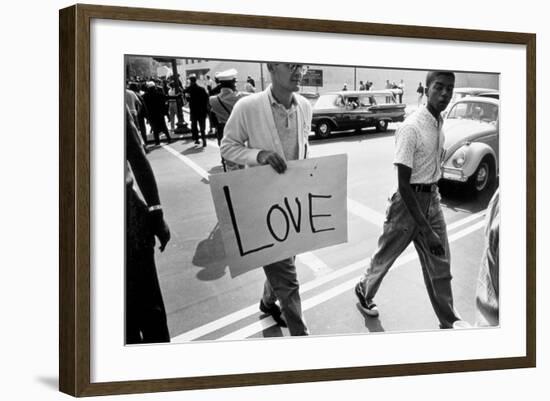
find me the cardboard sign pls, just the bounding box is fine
[209,154,348,270]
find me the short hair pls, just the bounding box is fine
[426,71,455,88]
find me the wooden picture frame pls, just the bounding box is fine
[59,3,536,397]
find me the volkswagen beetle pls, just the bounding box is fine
[441,96,499,193]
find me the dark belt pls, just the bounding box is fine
[410,183,438,193]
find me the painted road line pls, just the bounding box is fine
[161,144,210,181]
[217,219,486,341]
[171,304,267,342]
[449,219,485,241]
[448,210,486,231]
[172,216,486,343]
[218,316,290,341]
[171,259,366,343]
[348,198,485,231]
[297,252,331,275]
[347,198,385,227]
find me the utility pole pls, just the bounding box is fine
[260,62,265,91]
[170,59,189,134]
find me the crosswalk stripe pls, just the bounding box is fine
[161,144,210,181]
[297,252,330,275]
[347,198,385,227]
[448,210,486,231]
[172,217,485,342]
[216,219,486,341]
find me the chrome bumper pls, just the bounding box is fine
[442,167,468,182]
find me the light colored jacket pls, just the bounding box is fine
[220,87,312,167]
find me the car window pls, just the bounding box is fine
[480,103,499,122]
[447,101,498,123]
[345,97,360,109]
[447,102,469,119]
[313,94,340,109]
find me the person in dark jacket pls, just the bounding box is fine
[125,106,171,344]
[183,74,210,147]
[142,82,172,145]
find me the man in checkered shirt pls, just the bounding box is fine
[354,71,464,329]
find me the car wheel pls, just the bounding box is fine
[316,121,332,138]
[468,158,494,193]
[376,120,388,132]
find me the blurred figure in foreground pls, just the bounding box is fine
[475,189,500,327]
[125,106,171,344]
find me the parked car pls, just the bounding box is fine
[311,90,406,138]
[442,87,496,117]
[440,97,499,193]
[477,90,500,99]
[299,91,320,107]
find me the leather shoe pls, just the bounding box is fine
[259,300,287,327]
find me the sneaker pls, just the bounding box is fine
[354,282,379,317]
[452,320,472,329]
[259,300,287,327]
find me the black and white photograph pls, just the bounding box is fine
[52,3,536,397]
[3,0,548,398]
[124,55,501,344]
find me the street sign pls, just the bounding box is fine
[301,69,323,87]
[209,155,348,272]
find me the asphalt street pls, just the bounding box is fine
[142,121,496,342]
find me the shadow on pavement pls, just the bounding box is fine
[355,304,385,332]
[181,145,206,156]
[193,223,258,280]
[193,223,227,281]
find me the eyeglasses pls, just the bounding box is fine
[279,64,309,74]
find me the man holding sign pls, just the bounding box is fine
[220,62,312,336]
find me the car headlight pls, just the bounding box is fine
[452,149,467,168]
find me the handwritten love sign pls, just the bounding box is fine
[209,154,348,270]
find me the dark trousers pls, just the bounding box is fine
[216,123,226,171]
[151,117,171,146]
[262,257,309,336]
[216,123,225,146]
[126,190,170,344]
[191,114,207,144]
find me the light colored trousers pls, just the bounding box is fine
[360,189,459,329]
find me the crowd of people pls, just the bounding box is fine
[125,66,500,343]
[340,79,405,104]
[125,72,259,152]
